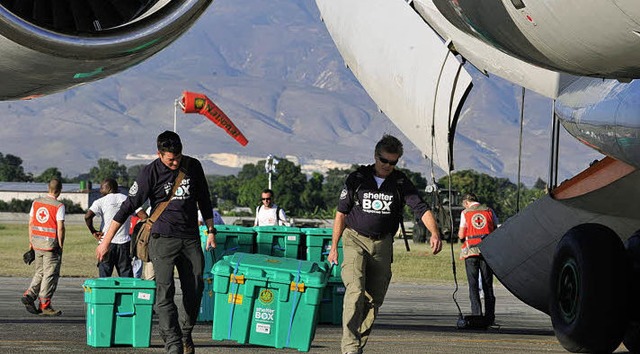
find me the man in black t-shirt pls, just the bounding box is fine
[327,134,442,354]
[96,131,217,354]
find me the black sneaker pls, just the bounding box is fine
[21,294,40,315]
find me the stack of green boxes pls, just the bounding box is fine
[197,224,344,333]
[254,225,303,259]
[198,225,255,322]
[302,227,345,325]
[83,278,156,348]
[211,252,329,352]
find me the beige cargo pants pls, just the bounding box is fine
[340,227,393,354]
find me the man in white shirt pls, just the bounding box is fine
[254,188,288,226]
[85,178,133,277]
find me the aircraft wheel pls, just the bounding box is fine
[549,223,630,353]
[623,231,640,353]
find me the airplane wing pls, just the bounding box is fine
[316,0,472,172]
[0,0,212,101]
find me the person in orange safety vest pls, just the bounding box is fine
[22,178,65,316]
[458,193,499,325]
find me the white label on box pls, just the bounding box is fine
[138,292,151,301]
[287,235,297,241]
[256,323,271,334]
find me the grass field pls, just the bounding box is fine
[0,223,469,285]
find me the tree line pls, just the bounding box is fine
[0,152,546,220]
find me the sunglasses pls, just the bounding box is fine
[261,198,272,201]
[377,155,399,166]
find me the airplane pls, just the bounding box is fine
[315,0,640,352]
[0,0,212,101]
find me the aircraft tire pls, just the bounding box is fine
[623,231,640,353]
[549,223,630,353]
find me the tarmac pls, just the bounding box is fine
[3,276,628,354]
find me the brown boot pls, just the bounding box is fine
[40,306,62,316]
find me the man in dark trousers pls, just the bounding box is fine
[327,134,442,354]
[96,131,217,354]
[458,193,499,325]
[85,178,133,278]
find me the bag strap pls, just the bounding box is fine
[148,158,190,224]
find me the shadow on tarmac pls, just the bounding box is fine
[0,277,628,353]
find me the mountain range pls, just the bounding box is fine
[0,0,600,186]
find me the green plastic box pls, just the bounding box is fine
[200,225,256,274]
[83,277,156,348]
[318,281,345,324]
[255,225,303,259]
[301,228,342,282]
[197,275,215,322]
[211,252,328,352]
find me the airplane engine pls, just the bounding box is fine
[0,0,212,100]
[555,78,640,169]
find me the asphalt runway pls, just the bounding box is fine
[3,276,628,354]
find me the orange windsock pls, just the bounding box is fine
[180,91,248,146]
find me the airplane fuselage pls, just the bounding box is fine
[431,0,640,79]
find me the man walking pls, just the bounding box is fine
[327,134,442,354]
[85,178,133,277]
[22,178,65,316]
[96,131,217,354]
[458,193,499,325]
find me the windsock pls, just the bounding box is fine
[180,91,248,146]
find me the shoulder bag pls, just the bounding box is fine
[135,162,188,262]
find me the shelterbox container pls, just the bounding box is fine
[197,275,215,322]
[83,278,156,348]
[200,225,256,274]
[301,227,342,282]
[318,281,345,324]
[211,252,328,352]
[255,225,303,259]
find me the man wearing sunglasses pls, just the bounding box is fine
[254,188,288,226]
[328,134,442,354]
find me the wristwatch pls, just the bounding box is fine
[208,228,217,235]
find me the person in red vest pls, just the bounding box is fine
[458,193,499,325]
[22,178,65,316]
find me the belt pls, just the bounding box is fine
[347,227,388,241]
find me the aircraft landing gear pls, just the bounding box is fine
[549,223,630,353]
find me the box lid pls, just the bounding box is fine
[216,225,256,234]
[83,277,156,289]
[254,225,302,234]
[212,252,328,288]
[300,228,332,236]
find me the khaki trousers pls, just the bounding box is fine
[340,228,393,353]
[27,250,61,308]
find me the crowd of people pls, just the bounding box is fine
[21,132,499,354]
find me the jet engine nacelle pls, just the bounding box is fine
[556,78,640,169]
[0,0,212,100]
